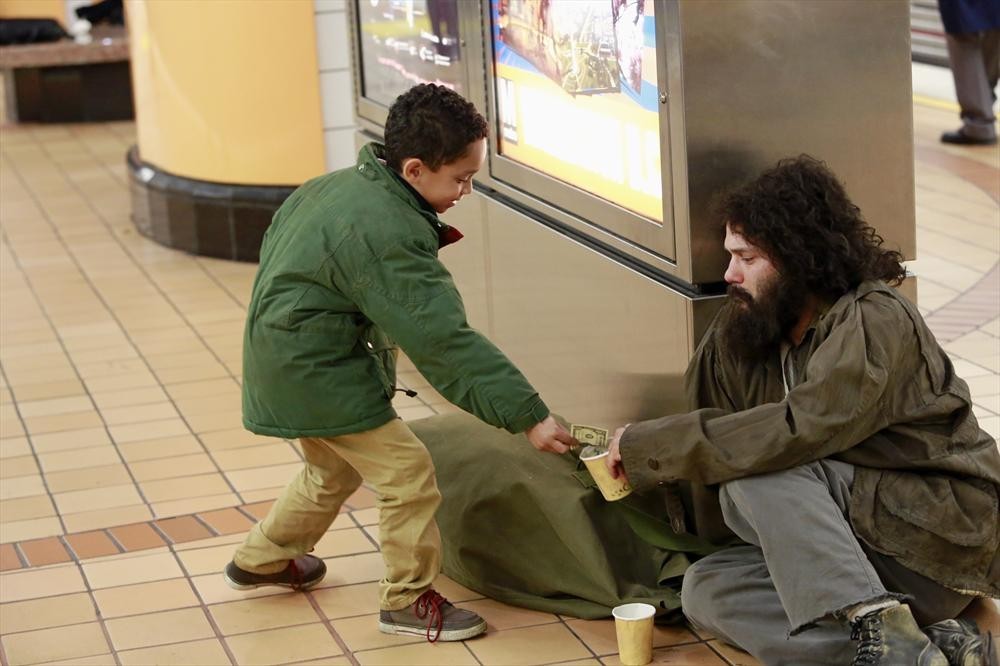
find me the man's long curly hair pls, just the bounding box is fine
[384,84,488,172]
[719,155,906,301]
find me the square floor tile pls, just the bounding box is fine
[355,641,479,665]
[0,592,96,633]
[93,577,201,619]
[82,550,184,589]
[466,623,592,665]
[225,622,343,665]
[1,621,110,665]
[117,638,232,666]
[106,606,215,651]
[209,594,321,635]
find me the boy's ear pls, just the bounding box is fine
[401,157,424,184]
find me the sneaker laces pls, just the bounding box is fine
[414,589,447,643]
[851,613,883,666]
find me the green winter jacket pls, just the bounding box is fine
[242,143,550,439]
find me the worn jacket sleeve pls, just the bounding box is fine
[335,236,549,434]
[621,294,900,490]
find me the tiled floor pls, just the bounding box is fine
[1,95,998,664]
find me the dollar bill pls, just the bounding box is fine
[571,424,609,450]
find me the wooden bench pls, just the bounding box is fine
[0,25,132,122]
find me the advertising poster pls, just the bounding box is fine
[358,0,464,108]
[493,0,662,223]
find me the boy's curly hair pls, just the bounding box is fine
[384,84,488,172]
[720,155,906,300]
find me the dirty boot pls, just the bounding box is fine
[851,604,948,666]
[379,588,486,642]
[924,618,997,666]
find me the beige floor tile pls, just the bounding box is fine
[213,443,300,471]
[66,345,139,365]
[966,374,1000,398]
[610,641,728,665]
[140,472,231,503]
[53,483,142,515]
[128,452,217,481]
[24,409,104,436]
[83,371,159,393]
[226,623,343,665]
[311,552,386,590]
[0,494,56,522]
[0,516,63,543]
[236,486,285,502]
[313,582,381,620]
[5,379,85,403]
[209,594,322,635]
[200,428,283,451]
[191,571,289,605]
[0,454,40,478]
[45,463,132,493]
[355,641,479,666]
[0,414,26,439]
[31,653,116,666]
[73,358,148,380]
[16,396,93,419]
[38,445,121,473]
[173,532,245,552]
[82,549,184,589]
[456,598,558,632]
[186,409,244,434]
[471,623,593,665]
[311,528,378,559]
[151,492,240,519]
[164,378,242,401]
[979,416,999,439]
[108,417,191,444]
[0,474,45,500]
[106,606,216,651]
[1,621,110,666]
[117,434,204,463]
[61,504,153,533]
[0,564,87,602]
[0,592,96,633]
[351,508,379,527]
[173,392,241,417]
[0,436,32,459]
[89,386,168,410]
[30,426,110,454]
[288,657,352,665]
[177,543,243,577]
[226,462,302,492]
[117,638,232,666]
[330,614,424,653]
[93,577,201,619]
[99,401,180,426]
[155,364,231,385]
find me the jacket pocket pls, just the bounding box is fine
[361,323,398,400]
[879,471,998,547]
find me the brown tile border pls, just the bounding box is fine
[0,491,383,571]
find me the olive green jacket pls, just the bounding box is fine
[242,143,549,438]
[621,281,1000,597]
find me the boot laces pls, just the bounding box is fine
[851,613,884,666]
[415,589,447,643]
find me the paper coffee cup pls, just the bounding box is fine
[612,602,656,666]
[580,447,632,501]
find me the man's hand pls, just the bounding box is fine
[526,416,578,454]
[607,425,630,482]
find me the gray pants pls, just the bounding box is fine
[681,461,973,666]
[946,30,1000,140]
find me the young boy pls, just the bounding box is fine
[223,84,575,642]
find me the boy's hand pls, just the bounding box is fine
[606,425,630,482]
[526,416,577,454]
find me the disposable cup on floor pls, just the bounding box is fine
[580,448,632,501]
[612,602,656,665]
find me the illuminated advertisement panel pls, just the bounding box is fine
[492,0,663,223]
[357,0,465,108]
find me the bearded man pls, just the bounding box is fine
[608,156,999,666]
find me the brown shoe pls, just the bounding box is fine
[379,589,486,642]
[925,618,997,666]
[223,555,326,591]
[851,604,948,666]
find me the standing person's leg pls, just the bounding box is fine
[943,31,999,143]
[320,418,485,641]
[226,435,364,587]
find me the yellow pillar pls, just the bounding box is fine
[127,0,324,186]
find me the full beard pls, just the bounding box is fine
[716,275,807,365]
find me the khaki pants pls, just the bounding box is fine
[232,418,442,610]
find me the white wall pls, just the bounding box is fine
[314,0,357,173]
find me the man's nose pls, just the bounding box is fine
[724,258,741,284]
